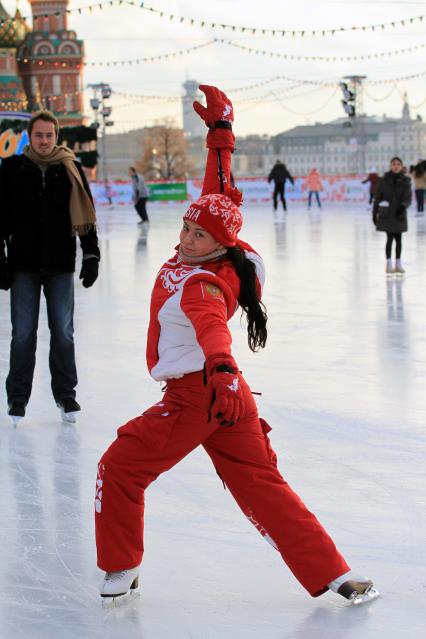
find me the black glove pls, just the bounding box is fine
[0,259,12,291]
[79,257,99,288]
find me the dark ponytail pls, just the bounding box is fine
[226,246,268,352]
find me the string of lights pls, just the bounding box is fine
[2,1,425,39]
[363,85,398,102]
[135,2,426,38]
[219,38,426,63]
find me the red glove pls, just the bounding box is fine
[193,85,235,151]
[204,353,244,427]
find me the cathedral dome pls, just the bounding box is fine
[0,4,31,49]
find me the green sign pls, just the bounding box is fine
[148,182,188,201]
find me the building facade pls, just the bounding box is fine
[271,100,426,176]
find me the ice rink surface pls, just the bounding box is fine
[1,201,425,639]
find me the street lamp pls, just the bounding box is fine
[88,83,114,204]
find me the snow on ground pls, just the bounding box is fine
[0,201,425,639]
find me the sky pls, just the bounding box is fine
[6,0,426,135]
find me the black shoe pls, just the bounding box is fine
[57,398,81,423]
[8,401,26,424]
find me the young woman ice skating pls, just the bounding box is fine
[373,157,412,275]
[94,85,379,608]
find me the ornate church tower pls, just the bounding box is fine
[17,0,84,125]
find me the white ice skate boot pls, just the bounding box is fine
[394,259,405,276]
[8,401,26,426]
[328,571,380,605]
[100,567,140,607]
[385,259,393,276]
[56,398,80,423]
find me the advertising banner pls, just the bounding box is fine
[91,177,370,206]
[148,182,188,201]
[0,111,31,159]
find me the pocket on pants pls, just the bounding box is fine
[259,417,278,467]
[118,401,180,451]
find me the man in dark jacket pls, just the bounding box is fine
[372,156,411,275]
[0,111,101,424]
[268,160,294,212]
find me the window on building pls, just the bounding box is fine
[53,75,61,95]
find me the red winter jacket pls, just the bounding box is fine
[146,242,264,381]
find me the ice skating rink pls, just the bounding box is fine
[1,202,425,639]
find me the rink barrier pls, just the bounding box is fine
[91,177,371,206]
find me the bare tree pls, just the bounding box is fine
[135,119,194,180]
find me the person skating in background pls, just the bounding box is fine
[0,110,100,424]
[95,85,379,608]
[129,166,149,223]
[373,156,412,275]
[409,160,426,216]
[362,168,379,207]
[305,168,323,209]
[267,159,294,212]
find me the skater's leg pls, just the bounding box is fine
[272,185,279,211]
[385,233,394,259]
[308,191,313,208]
[95,373,216,572]
[415,189,423,213]
[43,273,77,404]
[394,232,402,260]
[278,184,285,210]
[315,192,321,208]
[135,199,145,221]
[203,379,349,597]
[6,273,41,406]
[138,197,149,222]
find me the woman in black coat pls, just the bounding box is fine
[372,157,412,274]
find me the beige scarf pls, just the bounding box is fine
[24,144,97,236]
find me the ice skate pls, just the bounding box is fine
[394,260,405,276]
[385,259,393,276]
[8,401,26,425]
[99,567,140,608]
[337,579,380,605]
[57,398,81,423]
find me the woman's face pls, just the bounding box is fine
[390,159,403,173]
[180,219,222,257]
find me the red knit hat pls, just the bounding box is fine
[183,193,243,247]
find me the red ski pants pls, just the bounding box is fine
[95,372,349,596]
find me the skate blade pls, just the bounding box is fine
[60,409,78,424]
[101,589,140,609]
[350,585,380,605]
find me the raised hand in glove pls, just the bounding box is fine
[79,257,99,288]
[193,85,235,151]
[204,353,244,427]
[0,258,12,291]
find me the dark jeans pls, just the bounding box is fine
[273,183,287,211]
[385,232,402,259]
[135,198,149,222]
[415,188,424,212]
[6,272,77,405]
[308,191,321,208]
